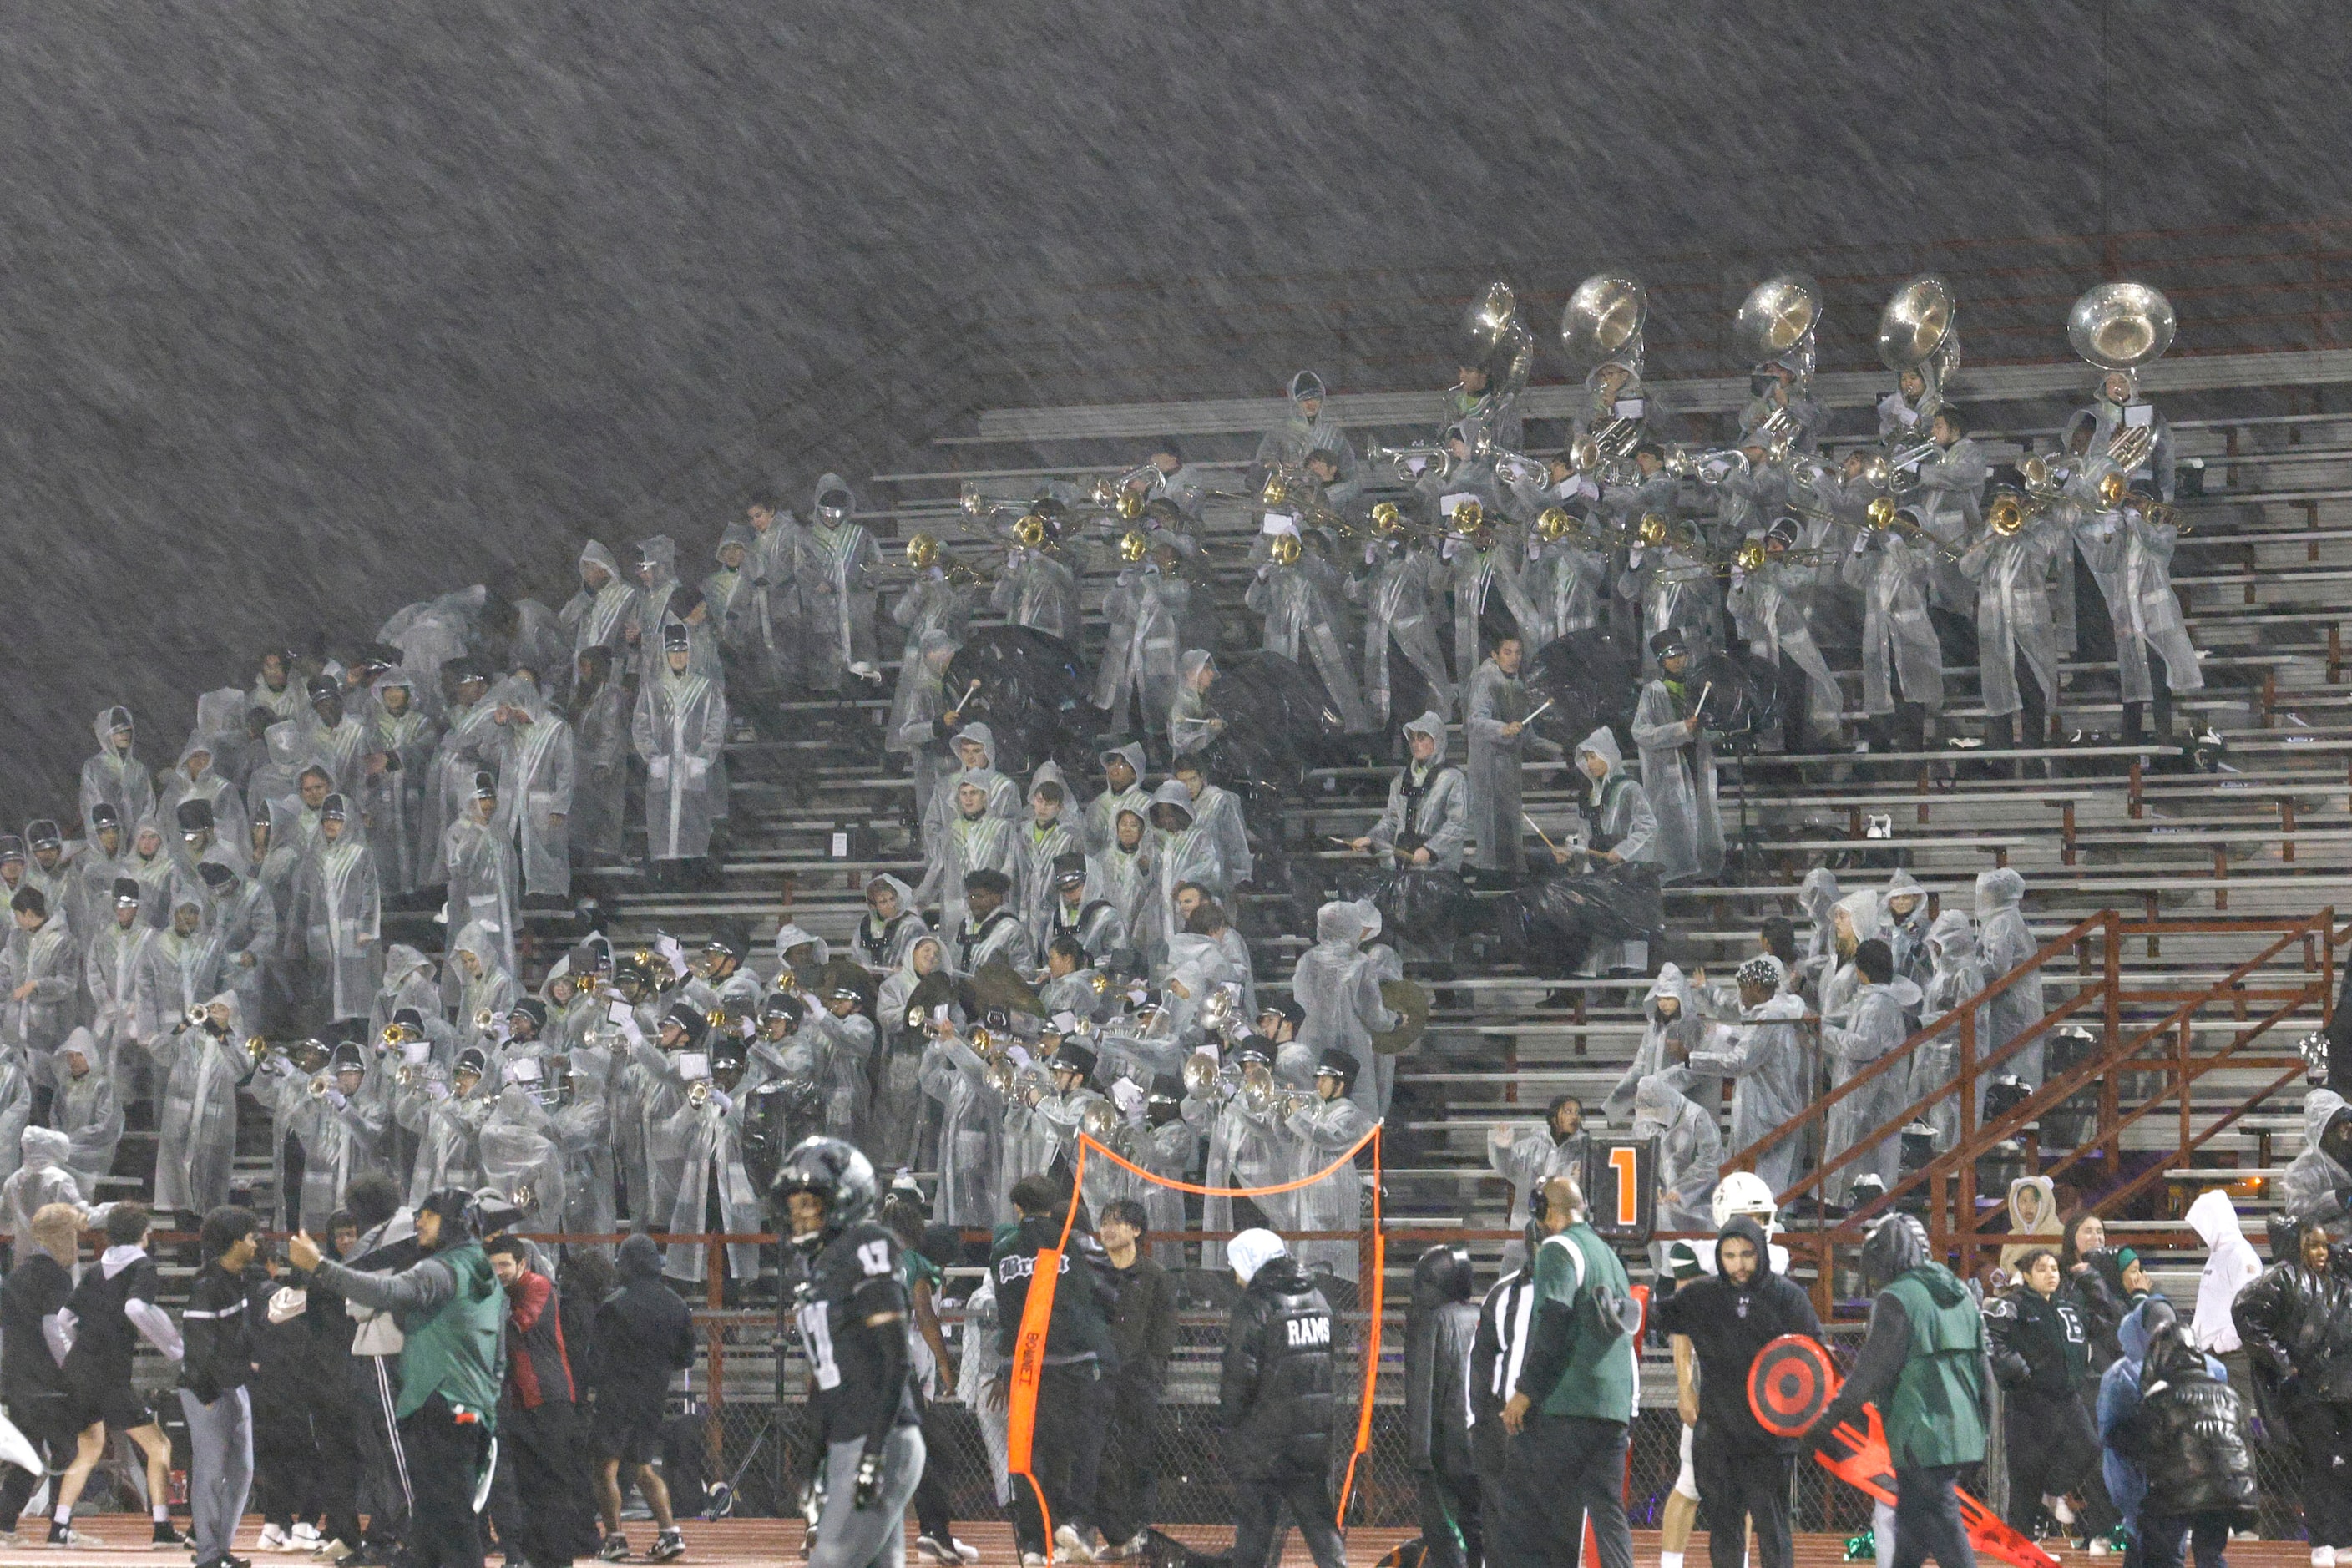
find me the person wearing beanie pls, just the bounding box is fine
[1218,1228,1345,1568]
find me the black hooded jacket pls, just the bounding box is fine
[1651,1217,1823,1453]
[2232,1241,2352,1409]
[1218,1254,1336,1478]
[1404,1247,1478,1474]
[594,1233,695,1416]
[2135,1323,2258,1524]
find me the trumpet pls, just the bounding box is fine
[2119,489,2181,531]
[509,1182,533,1212]
[185,1003,209,1029]
[1118,529,1151,564]
[688,1078,713,1108]
[308,1074,332,1099]
[474,1007,496,1032]
[1862,496,1963,561]
[1267,533,1302,567]
[396,1063,423,1088]
[957,483,995,519]
[1363,440,1455,485]
[245,1034,276,1065]
[985,1057,1018,1096]
[1757,402,1806,443]
[895,533,993,585]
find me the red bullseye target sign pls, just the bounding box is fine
[1748,1333,1834,1439]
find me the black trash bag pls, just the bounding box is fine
[1491,862,1665,976]
[1525,626,1640,754]
[1684,643,1781,742]
[943,626,1091,779]
[1334,861,1480,950]
[1199,650,1357,800]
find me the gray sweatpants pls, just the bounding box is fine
[178,1387,255,1565]
[811,1427,926,1568]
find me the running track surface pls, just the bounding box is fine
[0,1520,2319,1568]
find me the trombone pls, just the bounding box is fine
[1473,430,1556,490]
[1084,464,1162,521]
[1862,496,1963,561]
[1661,446,1752,485]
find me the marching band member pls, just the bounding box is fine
[1727,520,1842,754]
[1353,529,1459,727]
[1960,491,2064,754]
[1356,711,1469,873]
[1247,525,1371,733]
[1631,632,1726,887]
[1842,504,1945,756]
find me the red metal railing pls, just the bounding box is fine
[1720,908,2342,1309]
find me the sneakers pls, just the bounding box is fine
[953,1542,984,1565]
[918,1539,983,1566]
[1022,1555,1047,1568]
[599,1534,632,1563]
[1114,1536,1149,1563]
[291,1525,322,1551]
[48,1519,99,1549]
[649,1528,685,1563]
[260,1526,296,1553]
[1055,1525,1098,1563]
[154,1521,195,1551]
[318,1543,357,1564]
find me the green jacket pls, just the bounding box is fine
[1881,1264,1988,1469]
[320,1241,507,1429]
[1519,1223,1636,1423]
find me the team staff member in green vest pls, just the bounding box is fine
[1500,1175,1639,1568]
[291,1188,506,1568]
[1805,1214,1992,1568]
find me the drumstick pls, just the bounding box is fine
[1520,698,1554,725]
[1520,812,1563,852]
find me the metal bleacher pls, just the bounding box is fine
[492,323,2352,1312]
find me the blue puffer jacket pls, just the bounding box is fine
[2100,1300,2226,1538]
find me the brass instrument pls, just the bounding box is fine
[1267,532,1302,567]
[1279,1090,1313,1118]
[1087,971,1111,996]
[1472,429,1555,490]
[473,1007,496,1032]
[1863,495,1962,561]
[1987,491,2029,538]
[309,1074,331,1099]
[1636,513,1672,549]
[1084,464,1161,516]
[2120,489,2180,531]
[1363,439,1456,485]
[1181,1052,1238,1100]
[1118,529,1150,564]
[1080,1100,1120,1140]
[1010,512,1049,549]
[1461,279,1535,404]
[688,1078,713,1109]
[396,1064,422,1088]
[245,1034,274,1065]
[509,1183,533,1213]
[185,1003,209,1029]
[905,1004,928,1031]
[2020,455,2067,499]
[1558,272,1648,372]
[1662,446,1751,485]
[1734,273,1823,377]
[2068,281,2177,374]
[958,484,994,519]
[2097,469,2128,508]
[985,1057,1018,1096]
[1875,274,1960,417]
[2107,422,2156,474]
[1448,498,1490,539]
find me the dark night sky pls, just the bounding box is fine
[1,2,2348,808]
